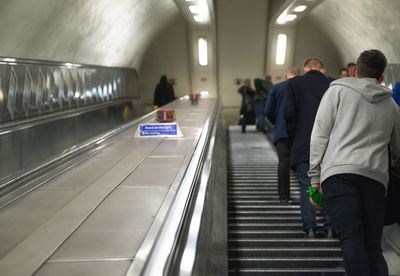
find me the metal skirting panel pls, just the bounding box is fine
[0,101,136,182]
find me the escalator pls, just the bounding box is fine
[227,125,345,275]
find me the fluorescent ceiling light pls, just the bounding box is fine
[198,37,208,66]
[194,15,206,22]
[294,5,307,12]
[285,14,297,21]
[189,5,200,14]
[190,0,210,23]
[276,34,287,65]
[277,13,297,24]
[276,12,287,24]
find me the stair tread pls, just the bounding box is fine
[227,127,344,275]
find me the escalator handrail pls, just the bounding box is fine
[136,98,220,276]
[0,56,136,71]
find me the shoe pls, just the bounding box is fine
[288,199,298,205]
[305,229,316,239]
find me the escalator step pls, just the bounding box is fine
[227,126,344,275]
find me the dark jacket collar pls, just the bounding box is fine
[305,70,325,76]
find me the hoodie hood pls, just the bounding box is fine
[330,77,392,103]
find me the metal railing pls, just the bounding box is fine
[0,57,138,123]
[128,97,227,275]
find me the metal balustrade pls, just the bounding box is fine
[0,57,137,123]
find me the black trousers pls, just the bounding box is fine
[275,138,291,201]
[322,174,388,276]
[240,107,255,133]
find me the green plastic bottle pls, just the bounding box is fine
[307,185,324,206]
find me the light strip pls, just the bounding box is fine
[190,0,210,24]
[276,34,287,65]
[189,5,200,14]
[198,37,208,66]
[194,15,206,23]
[276,12,288,24]
[294,5,307,12]
[285,14,297,21]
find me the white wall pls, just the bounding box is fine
[0,0,178,68]
[294,17,342,79]
[216,0,269,108]
[309,0,400,64]
[138,15,191,107]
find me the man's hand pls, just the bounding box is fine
[309,183,322,209]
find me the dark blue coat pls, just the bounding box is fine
[284,70,333,167]
[392,81,400,107]
[265,78,294,143]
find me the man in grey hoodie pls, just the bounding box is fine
[308,49,400,276]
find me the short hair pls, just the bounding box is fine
[356,49,387,79]
[339,68,348,74]
[287,67,301,76]
[347,62,356,68]
[304,57,324,69]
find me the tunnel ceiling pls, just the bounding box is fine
[308,0,400,64]
[1,0,399,70]
[0,0,179,68]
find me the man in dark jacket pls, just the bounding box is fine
[254,75,273,133]
[153,75,176,108]
[284,57,333,238]
[265,67,300,204]
[238,78,255,133]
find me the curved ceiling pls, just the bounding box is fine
[308,0,400,64]
[1,0,399,70]
[0,0,179,68]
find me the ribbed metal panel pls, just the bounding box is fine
[227,126,345,275]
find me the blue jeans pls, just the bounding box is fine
[323,174,388,276]
[294,162,330,231]
[254,100,265,131]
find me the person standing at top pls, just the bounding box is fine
[308,49,400,276]
[153,75,176,109]
[238,78,255,133]
[284,57,333,238]
[339,67,349,78]
[254,75,273,133]
[265,67,300,205]
[347,62,356,77]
